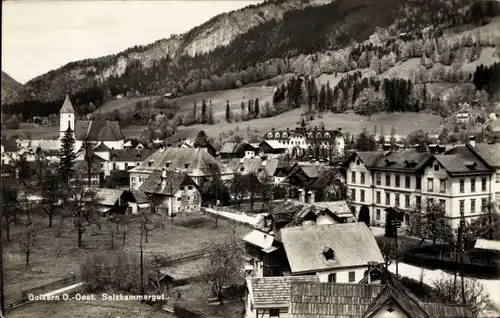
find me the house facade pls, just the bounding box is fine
[346,142,497,229]
[1,139,19,165]
[139,170,201,214]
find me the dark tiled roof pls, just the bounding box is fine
[74,154,105,173]
[59,94,75,113]
[247,276,319,308]
[139,171,195,196]
[371,151,432,172]
[420,303,474,318]
[268,200,326,225]
[280,223,384,273]
[1,139,18,152]
[289,282,385,317]
[93,143,111,152]
[131,189,149,203]
[436,145,491,175]
[95,188,126,206]
[353,152,384,168]
[110,149,155,162]
[472,143,500,168]
[75,120,124,141]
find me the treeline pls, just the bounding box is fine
[473,63,500,97]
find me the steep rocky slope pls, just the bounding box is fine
[1,72,23,104]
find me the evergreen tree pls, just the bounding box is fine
[254,98,260,117]
[247,99,253,117]
[225,100,231,122]
[58,128,76,184]
[193,100,198,123]
[208,103,215,125]
[194,130,209,148]
[358,205,370,227]
[318,84,326,112]
[240,101,245,113]
[201,98,207,124]
[390,126,397,146]
[326,81,334,110]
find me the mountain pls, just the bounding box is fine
[1,72,23,104]
[5,0,500,116]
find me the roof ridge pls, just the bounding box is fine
[292,281,386,287]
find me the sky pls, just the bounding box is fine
[2,0,262,84]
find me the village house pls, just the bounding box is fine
[123,138,147,150]
[93,144,155,176]
[226,157,279,180]
[94,188,138,216]
[242,229,285,278]
[1,139,19,165]
[346,139,497,229]
[262,126,345,158]
[280,223,384,283]
[139,169,201,215]
[71,154,106,187]
[245,276,319,318]
[469,142,500,209]
[129,146,233,189]
[259,139,289,156]
[220,141,261,159]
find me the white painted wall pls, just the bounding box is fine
[316,266,367,283]
[315,212,337,225]
[371,303,408,318]
[59,112,75,139]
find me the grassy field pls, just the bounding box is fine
[3,213,252,302]
[8,300,170,318]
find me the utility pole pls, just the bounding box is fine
[140,224,144,302]
[459,209,466,305]
[391,214,400,278]
[170,180,174,224]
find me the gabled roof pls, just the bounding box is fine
[434,145,491,175]
[1,139,18,152]
[129,148,232,177]
[289,282,385,317]
[267,199,327,225]
[59,94,75,114]
[348,151,385,168]
[471,143,500,168]
[139,171,196,196]
[314,201,355,219]
[371,151,433,172]
[110,149,155,162]
[74,154,106,173]
[261,140,288,150]
[131,189,149,204]
[242,229,276,250]
[280,223,384,274]
[247,276,320,309]
[219,142,238,154]
[75,120,124,142]
[95,188,127,206]
[93,143,111,152]
[474,238,500,251]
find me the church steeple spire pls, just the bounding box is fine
[60,94,75,114]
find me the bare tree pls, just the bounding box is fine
[0,181,19,242]
[433,275,492,317]
[19,223,38,266]
[202,234,244,304]
[82,137,99,188]
[40,171,61,228]
[247,172,262,212]
[140,212,157,244]
[229,173,248,210]
[148,254,167,295]
[65,184,100,248]
[107,221,117,250]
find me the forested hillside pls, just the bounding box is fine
[3,0,500,121]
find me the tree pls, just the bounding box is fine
[389,126,397,146]
[229,173,248,210]
[325,81,333,110]
[254,98,260,117]
[419,199,454,247]
[353,87,384,120]
[58,128,76,184]
[225,100,231,122]
[140,212,157,244]
[246,173,262,212]
[433,276,492,317]
[208,103,215,125]
[82,138,99,187]
[438,127,449,144]
[19,223,38,266]
[201,99,207,124]
[354,129,377,151]
[194,130,209,148]
[193,100,198,123]
[358,205,370,227]
[318,84,326,111]
[40,171,61,228]
[66,184,100,248]
[1,181,19,242]
[470,208,500,240]
[202,234,244,304]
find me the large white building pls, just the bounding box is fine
[346,141,498,229]
[59,95,125,151]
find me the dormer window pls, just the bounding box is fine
[322,246,334,260]
[184,163,190,169]
[356,159,361,165]
[240,167,244,172]
[465,161,477,170]
[324,132,330,138]
[282,133,288,138]
[316,133,322,138]
[275,133,280,138]
[148,161,153,167]
[267,133,273,138]
[434,164,440,171]
[166,163,171,168]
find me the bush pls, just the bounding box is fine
[81,251,142,293]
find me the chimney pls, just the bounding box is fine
[307,190,315,204]
[299,189,305,203]
[468,136,476,148]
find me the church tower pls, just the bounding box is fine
[59,94,75,140]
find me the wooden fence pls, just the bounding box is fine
[4,274,78,312]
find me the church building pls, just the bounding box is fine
[59,95,125,150]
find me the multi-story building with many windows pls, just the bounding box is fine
[346,141,497,229]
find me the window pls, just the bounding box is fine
[148,161,153,167]
[269,309,280,317]
[459,200,465,214]
[180,186,184,190]
[376,173,381,185]
[136,162,140,166]
[125,163,128,169]
[439,199,446,209]
[385,174,391,186]
[440,179,446,193]
[395,194,400,207]
[376,191,381,204]
[188,186,193,190]
[482,198,488,212]
[395,175,400,187]
[427,178,434,192]
[351,189,356,202]
[416,177,422,190]
[113,163,117,170]
[356,159,361,165]
[385,193,390,205]
[460,179,465,193]
[360,172,365,185]
[416,196,421,209]
[405,176,411,189]
[360,190,365,203]
[376,209,381,220]
[177,197,181,202]
[470,178,476,193]
[166,163,171,168]
[482,178,487,192]
[328,273,337,283]
[496,173,500,183]
[405,195,410,208]
[100,163,104,169]
[349,271,356,282]
[434,164,440,171]
[131,177,136,182]
[240,167,244,172]
[471,199,476,213]
[351,172,356,184]
[184,163,190,169]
